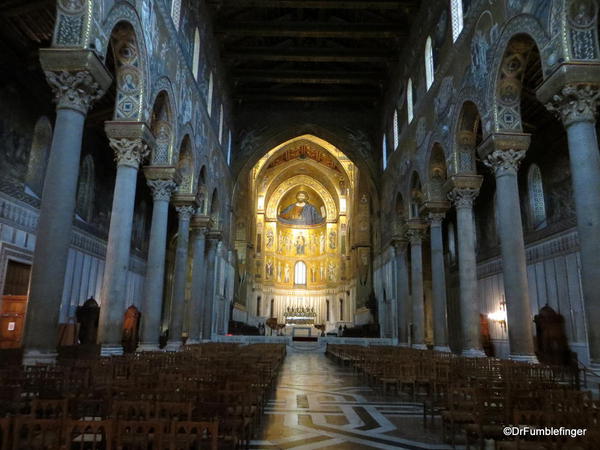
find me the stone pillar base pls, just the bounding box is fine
[413,343,428,350]
[23,349,57,365]
[137,343,161,352]
[434,346,452,353]
[509,353,538,363]
[165,340,183,352]
[100,344,124,357]
[462,348,486,358]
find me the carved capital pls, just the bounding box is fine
[44,71,104,114]
[176,205,196,221]
[448,188,479,209]
[428,212,446,226]
[406,228,425,245]
[108,138,150,168]
[545,84,600,126]
[483,149,526,176]
[147,179,177,202]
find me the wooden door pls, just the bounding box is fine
[0,260,31,349]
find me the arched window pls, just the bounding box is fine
[227,130,232,165]
[382,134,388,170]
[451,0,464,42]
[76,154,95,222]
[425,36,434,90]
[528,164,547,230]
[218,104,224,144]
[407,78,414,124]
[447,221,457,263]
[294,261,307,285]
[171,0,182,31]
[207,72,214,116]
[25,116,52,198]
[192,28,200,80]
[393,109,399,149]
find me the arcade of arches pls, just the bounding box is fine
[1,0,600,446]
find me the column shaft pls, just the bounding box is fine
[485,150,535,360]
[166,206,194,350]
[566,121,600,365]
[394,244,410,346]
[201,239,218,340]
[408,236,425,348]
[23,108,85,360]
[451,189,484,356]
[98,165,139,355]
[138,179,176,351]
[187,230,207,344]
[429,218,449,351]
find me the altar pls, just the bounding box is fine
[284,306,316,325]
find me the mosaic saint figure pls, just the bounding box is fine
[278,191,325,225]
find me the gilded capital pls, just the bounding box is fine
[545,84,600,126]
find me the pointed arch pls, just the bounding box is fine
[149,90,174,165]
[176,135,195,194]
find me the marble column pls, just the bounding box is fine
[447,175,485,357]
[165,203,196,351]
[407,221,427,349]
[23,50,111,364]
[428,212,450,352]
[98,123,151,356]
[138,172,178,351]
[186,215,210,344]
[393,239,410,346]
[201,234,220,340]
[480,134,536,361]
[543,83,600,367]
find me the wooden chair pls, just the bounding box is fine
[0,417,11,450]
[159,421,218,450]
[114,420,170,450]
[11,417,62,450]
[63,419,113,450]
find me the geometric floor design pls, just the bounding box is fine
[250,351,456,449]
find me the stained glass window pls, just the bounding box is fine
[528,164,547,229]
[451,0,464,42]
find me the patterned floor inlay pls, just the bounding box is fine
[250,353,455,449]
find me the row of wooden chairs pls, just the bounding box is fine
[326,345,598,450]
[0,415,217,450]
[0,343,286,449]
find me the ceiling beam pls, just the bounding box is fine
[232,69,384,85]
[224,47,396,63]
[215,22,407,39]
[235,93,379,103]
[209,0,416,9]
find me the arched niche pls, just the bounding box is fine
[265,175,337,223]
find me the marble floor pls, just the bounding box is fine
[249,350,454,450]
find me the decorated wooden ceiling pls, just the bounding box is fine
[206,0,421,107]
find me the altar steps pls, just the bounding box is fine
[288,340,326,353]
